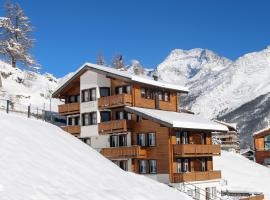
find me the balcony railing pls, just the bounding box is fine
[173,144,221,157]
[98,94,132,109]
[172,170,221,183]
[61,125,81,136]
[101,145,146,159]
[58,102,80,115]
[99,119,130,134]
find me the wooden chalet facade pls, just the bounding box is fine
[253,128,270,167]
[52,63,229,199]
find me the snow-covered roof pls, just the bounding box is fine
[253,127,270,137]
[125,106,228,132]
[214,120,237,131]
[52,63,189,97]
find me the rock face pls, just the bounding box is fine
[155,47,270,148]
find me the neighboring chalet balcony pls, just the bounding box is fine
[101,145,146,159]
[61,125,81,136]
[98,94,132,109]
[173,144,221,157]
[172,170,221,183]
[98,119,131,134]
[58,103,80,115]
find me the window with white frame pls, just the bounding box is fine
[82,112,97,126]
[176,158,182,173]
[82,88,96,102]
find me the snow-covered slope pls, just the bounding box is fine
[0,112,190,200]
[214,151,270,199]
[0,60,61,111]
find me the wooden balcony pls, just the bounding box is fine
[61,125,81,136]
[98,94,132,109]
[101,145,147,159]
[99,119,130,134]
[172,170,221,183]
[173,144,221,157]
[58,103,80,115]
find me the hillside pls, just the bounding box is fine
[0,60,61,111]
[155,47,270,147]
[214,151,270,199]
[0,112,190,200]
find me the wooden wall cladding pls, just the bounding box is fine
[255,150,270,164]
[111,79,130,95]
[132,84,178,112]
[131,119,170,174]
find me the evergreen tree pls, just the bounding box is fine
[132,60,145,75]
[112,54,125,69]
[96,52,105,65]
[0,1,39,69]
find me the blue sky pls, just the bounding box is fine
[0,0,270,77]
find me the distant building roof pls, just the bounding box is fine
[214,120,237,131]
[125,106,228,132]
[253,127,270,137]
[52,63,189,98]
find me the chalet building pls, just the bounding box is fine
[212,121,240,153]
[253,128,270,167]
[52,63,229,199]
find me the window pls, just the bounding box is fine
[68,95,79,103]
[119,134,127,147]
[139,160,147,174]
[124,112,132,120]
[176,130,182,144]
[110,135,119,147]
[116,111,124,120]
[183,131,189,144]
[201,133,206,144]
[147,133,156,146]
[82,90,90,102]
[119,160,128,171]
[100,87,110,97]
[176,159,182,173]
[115,87,123,95]
[183,159,190,172]
[141,88,146,98]
[136,115,142,122]
[100,111,111,122]
[82,112,97,126]
[264,158,270,165]
[82,88,96,102]
[158,91,163,100]
[82,113,89,126]
[265,135,270,150]
[68,117,72,125]
[125,85,131,94]
[164,92,170,102]
[74,116,80,125]
[146,88,153,99]
[81,137,91,146]
[138,133,146,146]
[201,158,207,171]
[149,160,157,174]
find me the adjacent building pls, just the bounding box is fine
[52,63,229,199]
[253,127,270,167]
[212,121,240,153]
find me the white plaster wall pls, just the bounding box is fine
[90,134,110,151]
[80,70,110,138]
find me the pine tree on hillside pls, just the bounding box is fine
[96,52,105,65]
[0,1,39,70]
[112,54,125,69]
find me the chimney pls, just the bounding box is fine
[152,70,158,81]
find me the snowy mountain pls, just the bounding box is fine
[0,60,61,111]
[0,112,191,200]
[156,47,270,148]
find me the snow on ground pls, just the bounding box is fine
[0,60,61,111]
[214,151,270,199]
[0,112,191,200]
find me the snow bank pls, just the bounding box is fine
[214,151,270,199]
[0,112,190,200]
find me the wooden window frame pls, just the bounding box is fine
[81,88,96,102]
